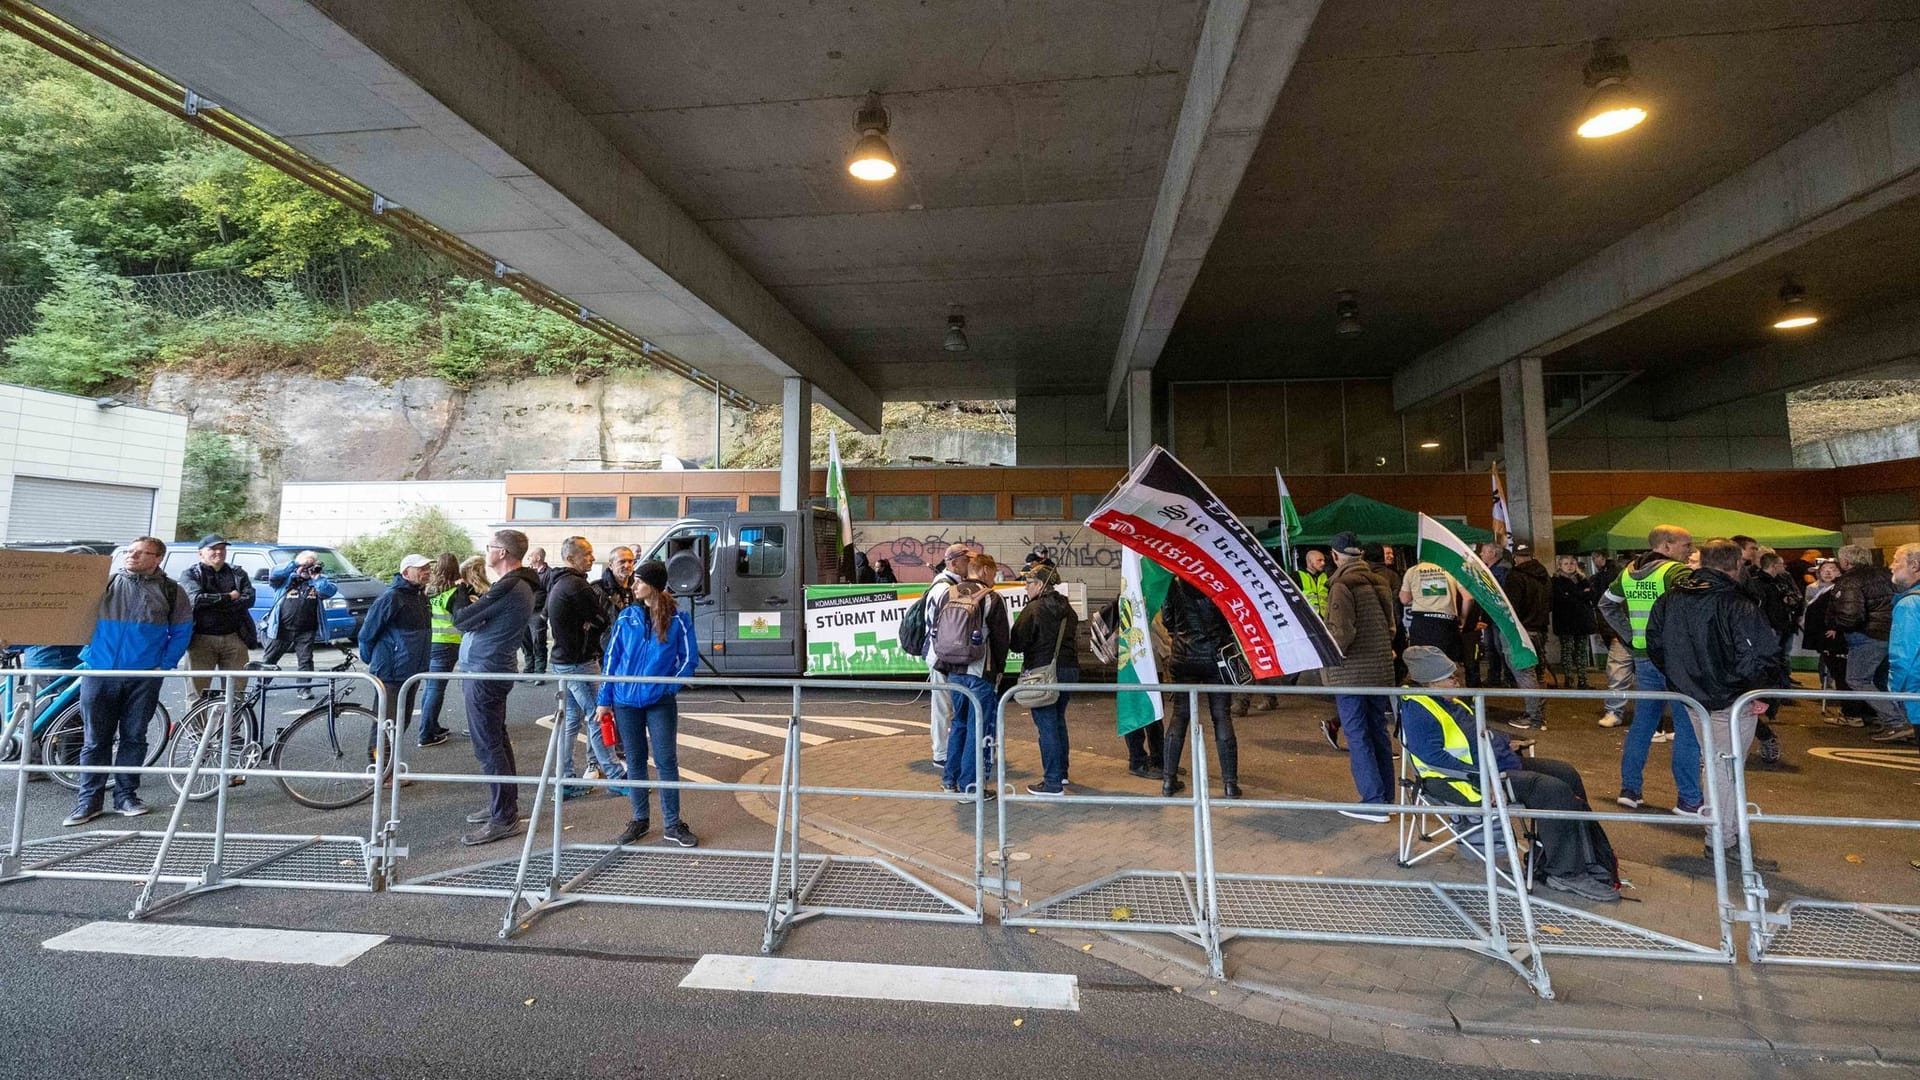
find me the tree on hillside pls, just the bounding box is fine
[178,430,251,541]
[1,229,154,392]
[339,507,476,581]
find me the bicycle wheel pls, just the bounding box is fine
[272,702,380,810]
[39,700,173,791]
[165,699,254,801]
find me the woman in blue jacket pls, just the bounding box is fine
[594,559,700,848]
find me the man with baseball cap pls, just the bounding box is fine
[358,553,434,742]
[922,543,974,767]
[179,534,256,700]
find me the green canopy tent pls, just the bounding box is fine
[1554,496,1843,553]
[1255,493,1493,549]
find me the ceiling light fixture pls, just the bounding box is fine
[847,93,898,182]
[1771,278,1819,330]
[1334,290,1363,338]
[1576,38,1647,139]
[943,306,970,352]
[1419,440,1441,450]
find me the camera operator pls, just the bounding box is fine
[264,550,336,698]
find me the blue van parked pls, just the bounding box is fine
[115,542,383,643]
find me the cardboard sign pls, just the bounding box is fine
[0,550,108,647]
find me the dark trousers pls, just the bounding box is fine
[418,642,459,740]
[1426,757,1598,881]
[521,617,549,673]
[1124,720,1165,771]
[76,675,162,808]
[1028,686,1072,788]
[1164,687,1237,786]
[1336,694,1393,804]
[1408,613,1463,661]
[464,679,518,824]
[262,628,317,671]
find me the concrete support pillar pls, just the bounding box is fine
[1125,370,1154,465]
[1499,357,1554,550]
[779,376,812,511]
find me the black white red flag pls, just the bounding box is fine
[1084,446,1341,679]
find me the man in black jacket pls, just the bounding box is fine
[1826,544,1904,733]
[521,547,552,680]
[1647,539,1786,869]
[1497,543,1552,729]
[180,535,256,698]
[547,536,614,790]
[1159,576,1240,799]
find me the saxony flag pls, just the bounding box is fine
[1417,511,1536,668]
[1115,550,1170,736]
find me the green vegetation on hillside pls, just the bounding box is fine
[340,507,476,582]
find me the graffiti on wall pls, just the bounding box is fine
[854,530,983,583]
[1024,530,1123,573]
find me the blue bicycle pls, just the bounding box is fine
[1,652,175,792]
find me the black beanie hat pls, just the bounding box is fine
[635,558,668,591]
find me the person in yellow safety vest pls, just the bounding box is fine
[1296,549,1330,618]
[1399,645,1620,903]
[1597,525,1705,812]
[416,552,482,748]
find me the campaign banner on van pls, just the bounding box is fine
[1083,446,1340,680]
[803,583,1030,676]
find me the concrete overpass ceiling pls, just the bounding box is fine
[1160,1,1920,385]
[462,0,1206,399]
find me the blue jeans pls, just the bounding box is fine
[1028,674,1073,788]
[1335,694,1393,804]
[417,642,459,740]
[464,678,519,825]
[1843,636,1906,728]
[1620,657,1702,804]
[941,673,998,792]
[552,660,615,778]
[613,699,682,827]
[76,675,161,809]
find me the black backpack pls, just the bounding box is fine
[898,581,937,658]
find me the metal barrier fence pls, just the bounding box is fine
[989,683,1742,998]
[383,672,979,953]
[2,667,390,918]
[1730,687,1920,972]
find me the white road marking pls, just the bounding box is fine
[679,955,1080,1011]
[781,716,915,736]
[535,715,766,760]
[714,712,923,731]
[43,922,386,967]
[680,713,832,745]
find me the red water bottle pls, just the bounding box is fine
[599,709,617,746]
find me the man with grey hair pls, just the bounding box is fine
[1825,544,1906,738]
[452,528,542,844]
[264,549,336,698]
[1883,542,1920,745]
[546,535,615,791]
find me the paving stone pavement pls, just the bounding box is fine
[730,688,1920,1079]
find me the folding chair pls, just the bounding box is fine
[1395,747,1538,892]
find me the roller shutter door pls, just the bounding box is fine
[5,476,155,543]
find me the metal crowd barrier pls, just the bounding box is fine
[1730,687,1920,972]
[990,682,1740,998]
[2,667,390,918]
[383,671,978,953]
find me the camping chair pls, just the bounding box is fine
[1395,743,1538,893]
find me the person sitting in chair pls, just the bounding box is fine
[1399,645,1619,903]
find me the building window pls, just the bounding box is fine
[1069,494,1102,521]
[737,524,787,577]
[1343,380,1403,474]
[566,496,618,519]
[686,497,738,516]
[628,495,680,519]
[746,495,780,512]
[512,496,560,520]
[1012,495,1063,519]
[938,494,997,520]
[845,495,872,520]
[873,494,932,520]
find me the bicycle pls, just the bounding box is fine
[162,648,382,810]
[1,652,175,791]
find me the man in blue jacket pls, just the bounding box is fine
[66,537,192,826]
[358,553,433,743]
[1887,542,1920,745]
[452,529,542,844]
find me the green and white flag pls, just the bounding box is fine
[1274,469,1302,568]
[1115,549,1172,736]
[826,428,853,551]
[1417,511,1537,668]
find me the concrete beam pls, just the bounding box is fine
[41,0,882,432]
[1394,64,1920,412]
[1651,300,1920,419]
[1499,358,1553,551]
[779,378,812,512]
[1103,0,1323,423]
[1124,370,1154,465]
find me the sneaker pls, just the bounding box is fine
[114,798,150,818]
[1704,843,1777,872]
[62,804,103,828]
[1757,731,1781,763]
[962,784,997,802]
[1025,782,1065,796]
[1128,764,1164,780]
[1320,718,1343,751]
[940,782,958,793]
[616,818,650,845]
[465,808,494,824]
[560,785,591,800]
[1598,712,1624,728]
[1823,714,1866,728]
[1615,789,1644,809]
[460,819,520,846]
[1651,729,1674,743]
[932,757,948,768]
[1870,726,1915,743]
[582,763,604,781]
[661,822,699,848]
[1672,799,1708,819]
[1507,715,1544,731]
[1233,697,1250,717]
[1338,809,1391,823]
[417,731,451,748]
[1544,874,1620,903]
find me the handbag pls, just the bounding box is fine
[1013,618,1069,708]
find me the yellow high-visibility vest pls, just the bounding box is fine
[1404,693,1479,803]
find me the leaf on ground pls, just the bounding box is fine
[1540,925,1565,935]
[523,998,535,1006]
[1012,1018,1023,1028]
[1845,853,1864,864]
[1081,943,1092,952]
[1111,906,1132,920]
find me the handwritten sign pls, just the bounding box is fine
[0,550,108,647]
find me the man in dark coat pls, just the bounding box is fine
[1324,532,1397,818]
[1495,543,1551,729]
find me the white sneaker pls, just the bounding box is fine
[1651,729,1674,743]
[1598,712,1624,728]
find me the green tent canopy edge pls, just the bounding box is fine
[1553,496,1842,553]
[1254,493,1494,549]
